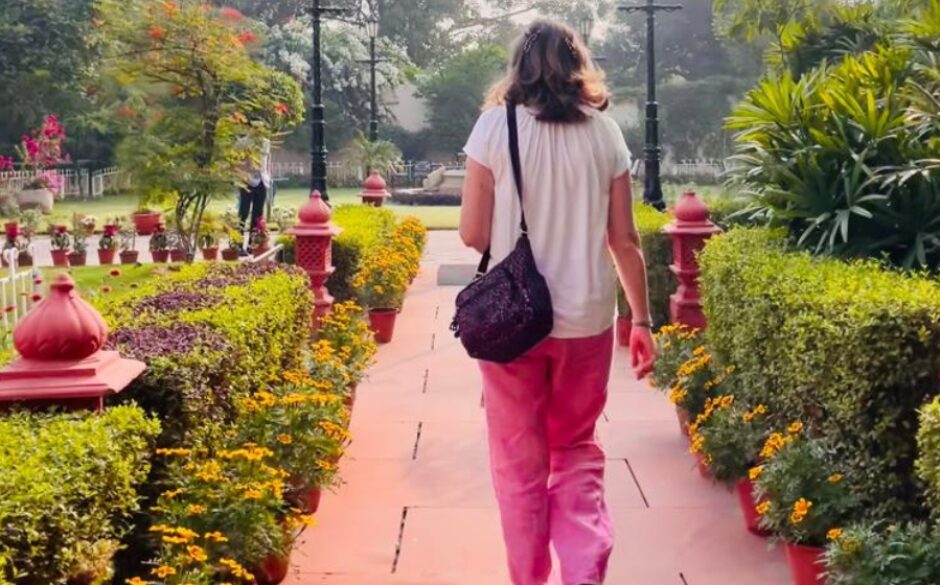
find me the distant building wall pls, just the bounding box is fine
[386,82,429,132]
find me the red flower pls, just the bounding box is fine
[116,105,137,119]
[101,286,112,294]
[4,306,14,314]
[148,26,166,41]
[30,293,42,302]
[220,6,244,20]
[54,225,67,235]
[275,102,290,116]
[109,269,122,277]
[32,278,42,285]
[0,155,15,172]
[236,31,257,45]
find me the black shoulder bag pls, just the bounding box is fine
[450,103,554,364]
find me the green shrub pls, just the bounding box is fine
[619,204,672,326]
[916,398,940,516]
[701,228,940,519]
[0,406,160,585]
[329,205,397,301]
[825,522,940,585]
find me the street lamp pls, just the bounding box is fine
[578,15,593,43]
[619,0,682,212]
[364,16,381,142]
[309,0,348,202]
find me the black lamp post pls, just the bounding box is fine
[577,14,607,66]
[309,0,347,202]
[619,0,682,211]
[362,16,381,142]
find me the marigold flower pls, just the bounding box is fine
[277,433,293,445]
[126,578,147,585]
[148,26,166,41]
[187,504,207,515]
[827,528,844,541]
[187,544,208,562]
[204,531,229,543]
[755,501,771,516]
[828,473,844,484]
[787,421,804,435]
[790,498,813,525]
[748,466,764,481]
[151,565,176,578]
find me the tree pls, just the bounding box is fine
[0,0,102,159]
[101,0,304,257]
[418,44,507,156]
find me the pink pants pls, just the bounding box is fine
[479,329,615,585]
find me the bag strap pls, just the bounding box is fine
[475,102,527,277]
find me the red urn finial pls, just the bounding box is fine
[674,191,711,224]
[13,274,108,361]
[299,190,332,225]
[364,170,387,191]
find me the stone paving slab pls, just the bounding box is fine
[286,233,789,584]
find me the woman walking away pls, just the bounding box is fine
[458,19,657,585]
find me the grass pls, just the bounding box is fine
[38,263,164,298]
[8,182,732,235]
[7,187,462,231]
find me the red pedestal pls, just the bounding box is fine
[287,190,340,332]
[360,171,390,207]
[0,274,145,412]
[663,192,721,329]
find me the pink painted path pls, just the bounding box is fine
[286,235,790,585]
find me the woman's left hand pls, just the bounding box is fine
[629,325,657,380]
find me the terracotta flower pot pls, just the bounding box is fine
[222,247,240,261]
[17,251,33,267]
[344,382,358,410]
[616,315,632,347]
[368,309,399,344]
[735,479,770,537]
[67,251,86,267]
[784,542,827,585]
[201,246,219,261]
[676,406,692,438]
[694,452,710,479]
[97,248,116,265]
[132,211,161,235]
[169,248,186,263]
[151,249,169,263]
[253,550,292,585]
[51,249,70,267]
[252,244,271,258]
[120,250,139,265]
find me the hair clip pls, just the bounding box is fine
[523,30,541,54]
[564,36,577,56]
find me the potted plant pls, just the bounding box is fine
[50,225,70,267]
[14,115,66,214]
[317,301,378,408]
[824,522,940,584]
[97,223,118,265]
[650,324,705,437]
[168,228,187,262]
[347,131,402,208]
[118,221,139,265]
[198,210,221,261]
[79,214,97,236]
[222,228,242,261]
[691,401,773,535]
[131,200,162,235]
[149,223,169,263]
[18,209,41,266]
[351,246,410,343]
[68,232,88,266]
[755,435,856,585]
[1,221,19,268]
[250,217,271,257]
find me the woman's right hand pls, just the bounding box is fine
[630,325,656,380]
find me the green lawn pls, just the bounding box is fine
[38,264,164,297]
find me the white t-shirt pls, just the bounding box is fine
[464,105,632,339]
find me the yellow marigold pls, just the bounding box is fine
[754,405,768,416]
[788,421,804,435]
[828,473,844,484]
[161,488,185,499]
[755,501,772,516]
[748,466,764,481]
[126,578,148,585]
[187,545,208,562]
[186,504,207,516]
[156,448,192,457]
[204,531,229,543]
[243,489,263,500]
[151,566,176,578]
[277,434,293,445]
[162,535,188,545]
[689,434,705,455]
[790,498,813,525]
[827,528,844,541]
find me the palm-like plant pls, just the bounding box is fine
[346,131,402,176]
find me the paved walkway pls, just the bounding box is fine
[285,236,790,585]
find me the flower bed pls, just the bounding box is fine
[0,406,160,584]
[328,206,398,302]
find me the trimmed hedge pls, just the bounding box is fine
[618,205,672,326]
[917,398,940,516]
[700,228,940,519]
[328,205,397,301]
[0,406,160,584]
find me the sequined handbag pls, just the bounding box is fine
[450,103,553,364]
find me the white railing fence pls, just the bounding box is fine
[0,248,39,347]
[271,162,363,188]
[631,159,727,183]
[0,167,130,200]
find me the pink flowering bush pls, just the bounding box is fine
[16,115,68,191]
